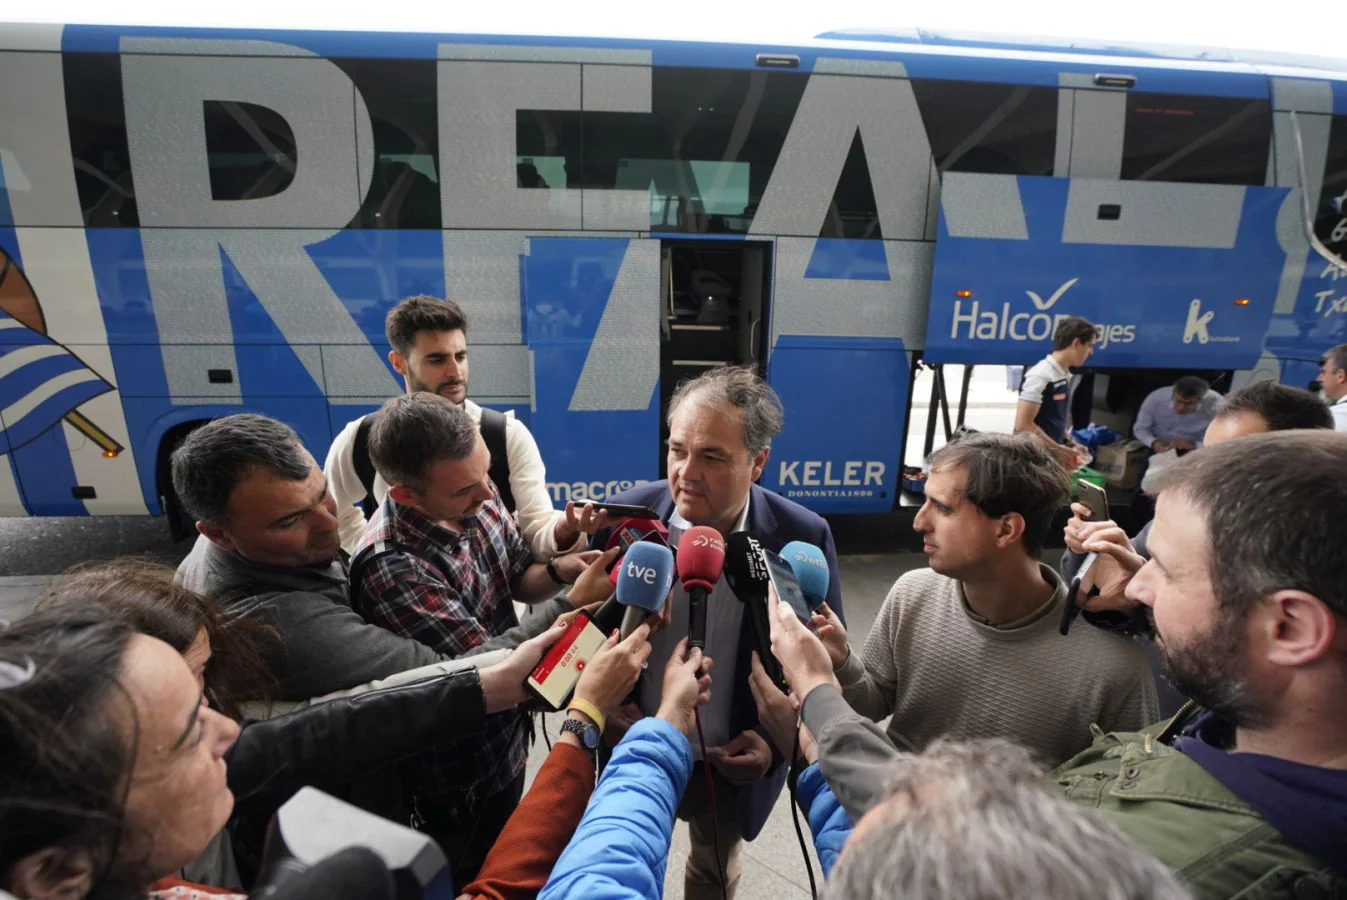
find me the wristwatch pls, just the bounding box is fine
[546,558,568,586]
[560,716,601,752]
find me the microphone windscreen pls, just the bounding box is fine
[676,526,726,592]
[723,531,769,602]
[605,517,655,553]
[615,542,676,613]
[780,541,830,610]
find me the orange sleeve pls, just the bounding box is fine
[460,742,596,900]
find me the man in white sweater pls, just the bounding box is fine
[812,431,1156,767]
[325,295,604,559]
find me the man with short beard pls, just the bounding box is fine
[326,295,603,558]
[768,431,1347,898]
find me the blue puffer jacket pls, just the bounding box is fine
[539,718,692,900]
[796,763,854,877]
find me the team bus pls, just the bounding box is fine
[0,18,1344,530]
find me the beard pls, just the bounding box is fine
[408,370,466,400]
[1154,607,1270,729]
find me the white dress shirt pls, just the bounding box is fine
[639,496,750,757]
[324,399,578,559]
[1331,396,1347,432]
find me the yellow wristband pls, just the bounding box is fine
[566,698,606,735]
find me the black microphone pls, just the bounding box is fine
[253,847,394,900]
[677,526,726,651]
[724,532,788,693]
[255,787,453,900]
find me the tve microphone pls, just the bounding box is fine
[255,787,451,900]
[614,541,676,637]
[780,541,830,612]
[724,531,787,692]
[677,525,726,651]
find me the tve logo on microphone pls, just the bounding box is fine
[625,559,660,584]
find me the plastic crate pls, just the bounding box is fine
[1070,465,1108,494]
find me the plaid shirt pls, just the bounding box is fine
[350,495,533,801]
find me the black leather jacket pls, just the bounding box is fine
[224,668,489,885]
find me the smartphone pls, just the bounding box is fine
[1075,479,1109,523]
[760,547,813,626]
[572,501,661,520]
[606,527,672,573]
[524,611,608,711]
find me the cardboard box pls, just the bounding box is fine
[1094,440,1148,489]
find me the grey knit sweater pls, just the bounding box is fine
[837,564,1158,768]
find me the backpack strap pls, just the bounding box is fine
[347,538,413,602]
[479,407,515,512]
[352,413,379,521]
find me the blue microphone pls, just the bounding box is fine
[780,541,829,612]
[615,541,676,637]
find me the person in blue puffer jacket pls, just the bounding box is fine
[539,639,712,900]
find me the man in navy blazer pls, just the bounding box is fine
[593,365,843,900]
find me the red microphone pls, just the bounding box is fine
[676,526,726,651]
[605,517,671,553]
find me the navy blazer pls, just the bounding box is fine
[593,480,844,840]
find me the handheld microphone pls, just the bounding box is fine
[613,541,676,637]
[724,531,787,692]
[1060,553,1098,635]
[605,517,671,564]
[677,525,726,651]
[780,541,830,612]
[528,543,675,710]
[255,787,451,900]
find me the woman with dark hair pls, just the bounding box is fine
[40,561,275,720]
[0,607,242,899]
[11,563,659,900]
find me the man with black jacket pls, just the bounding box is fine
[172,414,609,703]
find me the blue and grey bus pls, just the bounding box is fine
[0,19,1343,528]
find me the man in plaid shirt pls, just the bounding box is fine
[349,392,605,887]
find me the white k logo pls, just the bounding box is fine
[1025,277,1080,311]
[1184,299,1214,344]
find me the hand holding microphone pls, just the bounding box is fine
[525,543,675,711]
[655,638,713,739]
[676,525,726,652]
[565,548,620,609]
[570,621,654,729]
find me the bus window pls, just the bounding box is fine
[202,101,297,202]
[517,108,582,193]
[342,59,441,229]
[581,68,807,235]
[1121,92,1271,185]
[64,53,138,228]
[910,79,1058,176]
[1315,115,1347,262]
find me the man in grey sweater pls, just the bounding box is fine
[172,413,611,702]
[812,432,1156,767]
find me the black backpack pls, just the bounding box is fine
[350,407,514,519]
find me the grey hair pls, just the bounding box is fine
[170,414,311,527]
[368,392,478,493]
[822,739,1191,900]
[666,365,783,456]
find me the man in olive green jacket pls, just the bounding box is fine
[771,431,1347,899]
